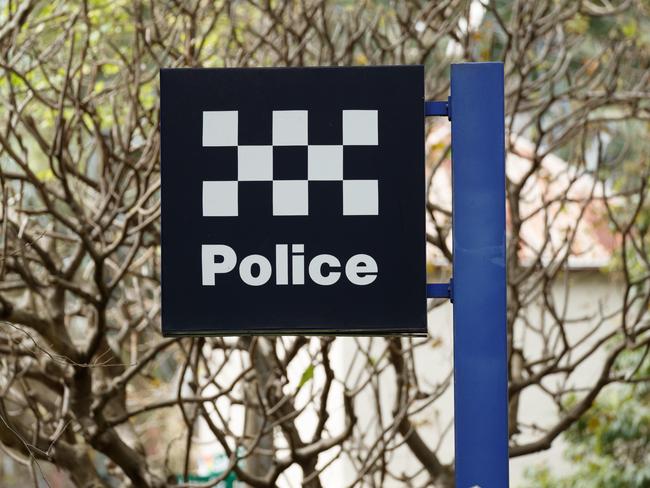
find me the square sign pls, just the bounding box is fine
[160,66,426,335]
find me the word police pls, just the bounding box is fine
[202,244,378,287]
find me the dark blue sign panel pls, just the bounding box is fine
[160,66,425,335]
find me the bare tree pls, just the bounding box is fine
[0,1,649,487]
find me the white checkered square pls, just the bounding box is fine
[273,180,308,216]
[308,145,343,181]
[203,111,238,147]
[343,180,378,216]
[203,181,238,216]
[238,145,273,181]
[342,110,378,146]
[273,111,308,146]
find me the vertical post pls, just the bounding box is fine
[451,63,509,487]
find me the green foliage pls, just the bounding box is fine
[297,364,315,390]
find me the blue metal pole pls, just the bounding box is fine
[450,63,509,487]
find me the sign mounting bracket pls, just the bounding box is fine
[426,279,453,302]
[424,98,451,119]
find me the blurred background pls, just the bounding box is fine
[0,0,649,486]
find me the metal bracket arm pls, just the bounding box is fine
[426,279,453,302]
[424,98,451,120]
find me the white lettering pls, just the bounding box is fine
[239,255,272,286]
[202,245,236,286]
[345,254,378,285]
[276,244,288,285]
[308,254,341,286]
[200,245,378,286]
[291,244,305,285]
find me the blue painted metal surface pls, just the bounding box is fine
[424,100,449,118]
[451,62,509,487]
[426,281,452,299]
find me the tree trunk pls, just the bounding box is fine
[242,338,274,487]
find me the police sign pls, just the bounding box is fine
[160,66,426,335]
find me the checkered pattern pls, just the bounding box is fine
[201,110,379,216]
